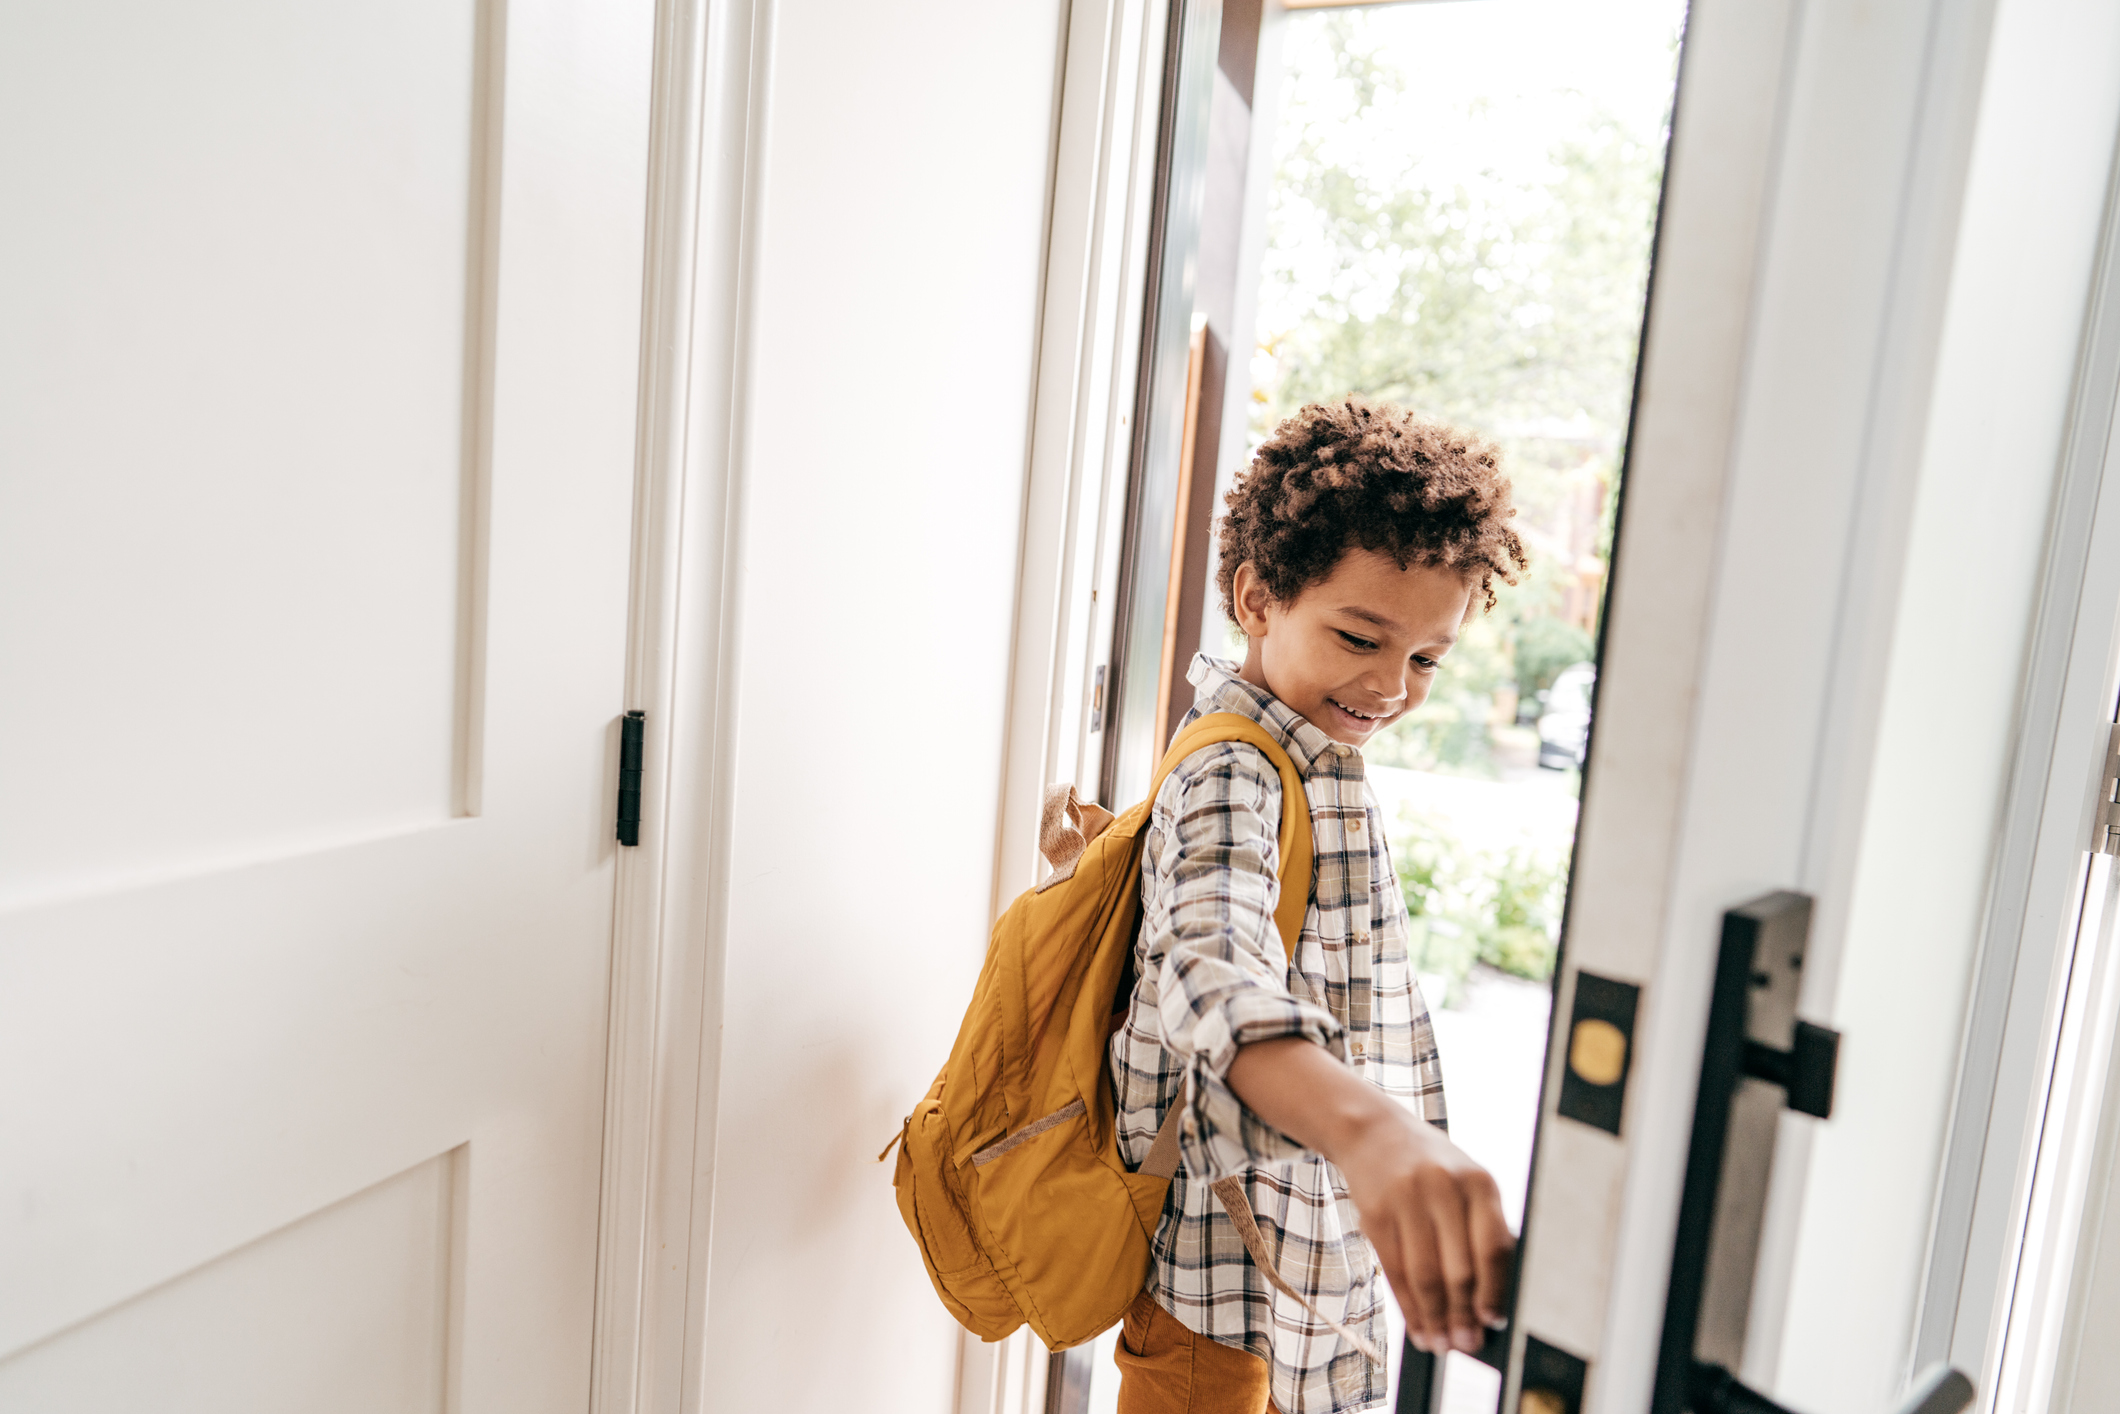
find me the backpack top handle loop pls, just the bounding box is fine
[1036,784,1117,892]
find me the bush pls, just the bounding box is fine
[1485,844,1567,979]
[1393,809,1569,1003]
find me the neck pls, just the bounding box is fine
[1236,638,1271,695]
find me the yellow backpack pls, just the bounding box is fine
[885,713,1314,1351]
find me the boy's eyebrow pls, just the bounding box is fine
[1336,604,1459,647]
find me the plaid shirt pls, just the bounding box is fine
[1109,654,1448,1414]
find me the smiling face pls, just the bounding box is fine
[1231,548,1475,747]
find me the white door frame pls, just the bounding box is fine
[586,0,775,1411]
[997,0,1173,897]
[977,0,1177,1404]
[1917,126,2120,1404]
[1512,0,2007,1406]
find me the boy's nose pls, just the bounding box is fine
[1362,671,1408,708]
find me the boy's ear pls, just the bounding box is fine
[1232,562,1273,638]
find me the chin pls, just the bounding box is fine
[1348,716,1402,748]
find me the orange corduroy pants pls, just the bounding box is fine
[1112,1290,1282,1414]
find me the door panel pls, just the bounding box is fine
[0,1,655,1406]
[0,1153,459,1414]
[2,1,483,904]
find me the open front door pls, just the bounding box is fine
[1497,0,2118,1410]
[0,3,654,1407]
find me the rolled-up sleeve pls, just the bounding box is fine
[1146,744,1345,1180]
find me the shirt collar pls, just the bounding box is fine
[1183,653,1348,775]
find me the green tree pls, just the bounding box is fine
[1254,11,1667,768]
[1513,615,1594,700]
[1257,14,1663,449]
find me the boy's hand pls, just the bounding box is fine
[1332,1099,1513,1353]
[1227,1037,1516,1355]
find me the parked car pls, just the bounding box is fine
[1537,661,1596,769]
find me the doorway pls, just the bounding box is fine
[1066,0,1686,1409]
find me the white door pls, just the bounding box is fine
[0,3,654,1410]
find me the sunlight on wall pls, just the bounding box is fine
[695,3,1067,1408]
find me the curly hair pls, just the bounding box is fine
[1216,399,1528,619]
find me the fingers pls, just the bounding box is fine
[1406,1198,1453,1350]
[1339,1117,1518,1355]
[1374,1164,1516,1355]
[1419,1166,1483,1351]
[1385,1202,1450,1353]
[1374,1221,1428,1353]
[1462,1168,1517,1328]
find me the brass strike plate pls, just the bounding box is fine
[1557,971,1640,1135]
[1519,1336,1588,1414]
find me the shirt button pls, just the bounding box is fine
[1348,816,1364,832]
[1356,932,1370,946]
[1350,1040,1368,1058]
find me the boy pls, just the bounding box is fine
[1109,399,1526,1414]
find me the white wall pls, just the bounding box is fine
[1775,2,2120,1409]
[696,3,1066,1407]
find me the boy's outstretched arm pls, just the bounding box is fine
[1227,1036,1515,1357]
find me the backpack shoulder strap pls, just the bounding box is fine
[1136,712,1314,1185]
[1147,712,1314,955]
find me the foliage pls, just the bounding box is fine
[1484,843,1568,977]
[1255,13,1664,448]
[1512,615,1594,700]
[1253,10,1669,770]
[1393,807,1569,1002]
[1395,805,1472,921]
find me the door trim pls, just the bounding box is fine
[995,0,1174,897]
[1917,128,2120,1393]
[987,0,1175,1404]
[590,2,776,1412]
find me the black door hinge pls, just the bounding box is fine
[617,710,645,846]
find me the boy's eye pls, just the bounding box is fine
[1337,630,1377,651]
[1412,655,1439,672]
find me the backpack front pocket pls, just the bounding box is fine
[967,1092,1156,1348]
[895,1100,1024,1338]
